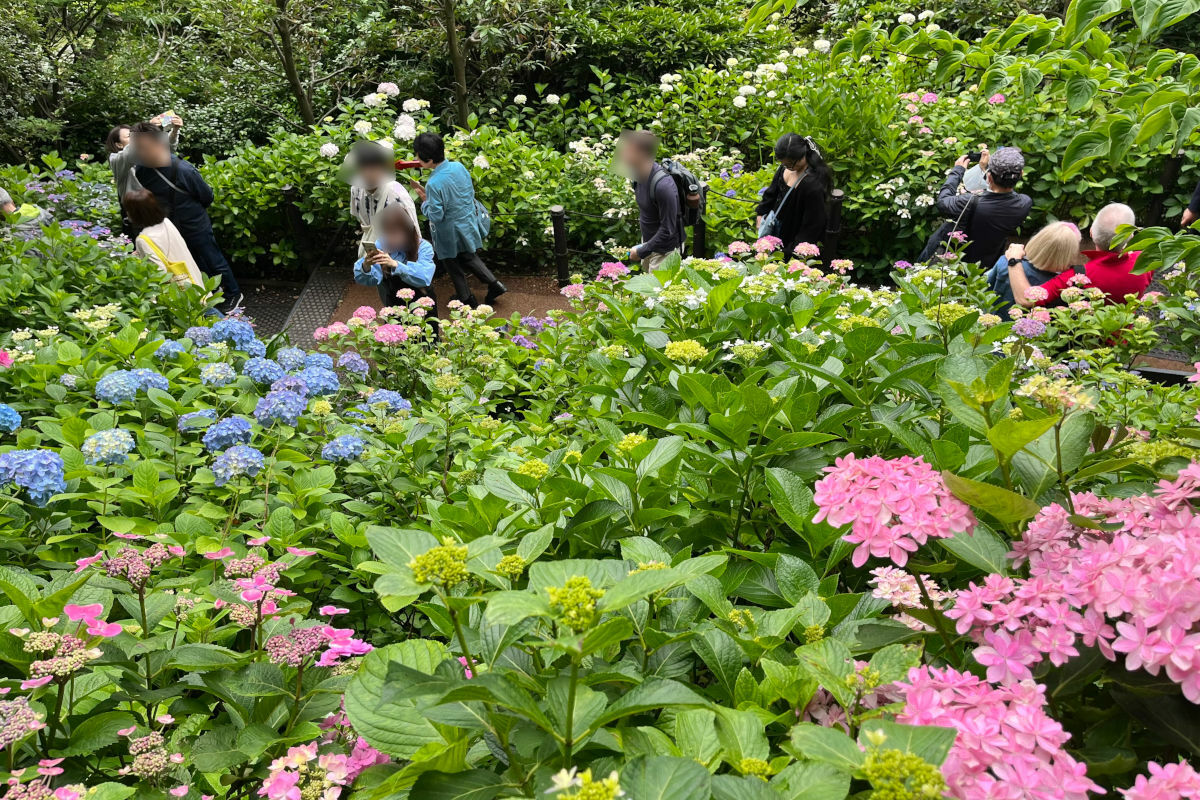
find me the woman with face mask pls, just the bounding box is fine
[755,134,831,256]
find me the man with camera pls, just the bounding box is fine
[925,146,1032,269]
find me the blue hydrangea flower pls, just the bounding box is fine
[243,339,267,358]
[337,352,369,377]
[60,375,78,390]
[322,435,366,462]
[96,370,143,404]
[304,352,334,370]
[200,363,237,387]
[0,449,66,506]
[296,367,339,396]
[271,376,308,395]
[0,404,21,433]
[178,409,217,431]
[202,417,252,452]
[185,326,213,345]
[156,340,186,360]
[212,445,264,487]
[243,358,285,385]
[364,389,411,412]
[254,390,306,426]
[131,368,169,393]
[82,428,135,466]
[276,347,306,371]
[210,318,257,349]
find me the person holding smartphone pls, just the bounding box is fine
[106,113,182,239]
[353,203,437,315]
[345,140,418,259]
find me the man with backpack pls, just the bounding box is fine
[130,121,242,312]
[618,130,687,268]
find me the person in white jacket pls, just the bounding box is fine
[344,140,418,258]
[123,189,205,288]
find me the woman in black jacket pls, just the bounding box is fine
[755,134,831,256]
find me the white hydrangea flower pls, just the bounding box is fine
[514,94,527,105]
[353,120,373,136]
[393,114,416,141]
[926,23,940,31]
[660,83,674,92]
[377,82,400,97]
[473,154,490,169]
[738,85,757,96]
[319,142,339,158]
[363,93,386,108]
[545,94,560,105]
[898,12,916,24]
[918,9,935,18]
[733,95,747,108]
[793,46,809,57]
[726,57,739,67]
[813,39,832,53]
[402,98,429,112]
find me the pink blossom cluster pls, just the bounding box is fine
[4,773,87,800]
[950,465,1200,695]
[793,242,821,258]
[318,710,391,780]
[313,321,352,341]
[948,464,1200,700]
[596,262,630,280]
[726,240,752,256]
[754,236,783,254]
[213,555,293,628]
[812,454,976,567]
[117,729,182,779]
[260,742,352,800]
[560,284,585,301]
[265,622,371,668]
[802,662,904,732]
[1122,761,1200,800]
[869,566,949,631]
[897,665,1100,800]
[372,323,408,345]
[0,693,44,747]
[350,306,376,322]
[76,542,182,589]
[829,259,854,275]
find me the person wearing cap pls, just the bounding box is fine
[984,221,1082,319]
[1008,203,1152,308]
[346,140,419,259]
[932,146,1033,269]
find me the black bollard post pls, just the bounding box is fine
[281,185,311,272]
[824,189,845,265]
[693,215,708,258]
[551,205,570,286]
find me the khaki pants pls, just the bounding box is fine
[643,251,673,270]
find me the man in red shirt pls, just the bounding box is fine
[1008,203,1152,308]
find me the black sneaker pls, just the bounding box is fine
[484,282,508,304]
[218,292,244,315]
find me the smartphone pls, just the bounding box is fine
[966,151,983,164]
[362,242,379,257]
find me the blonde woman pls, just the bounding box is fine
[985,221,1082,318]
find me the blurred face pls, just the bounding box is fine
[1,200,15,215]
[380,213,414,252]
[132,133,169,167]
[358,164,388,190]
[118,128,130,147]
[615,139,646,179]
[780,154,807,172]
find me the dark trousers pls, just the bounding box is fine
[181,228,240,300]
[442,250,496,303]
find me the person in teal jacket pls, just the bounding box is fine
[409,132,506,307]
[353,203,438,313]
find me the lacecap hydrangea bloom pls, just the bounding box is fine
[276,347,306,371]
[242,357,285,385]
[212,445,264,487]
[296,366,340,396]
[200,362,236,387]
[82,428,135,466]
[254,390,307,427]
[0,449,66,506]
[322,435,366,462]
[813,453,975,567]
[0,404,20,433]
[202,417,253,452]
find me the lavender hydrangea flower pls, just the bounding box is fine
[0,404,21,433]
[212,445,264,487]
[0,450,66,506]
[336,352,369,376]
[202,417,252,452]
[363,389,411,412]
[254,390,307,427]
[185,326,213,346]
[271,376,308,395]
[243,358,285,385]
[82,429,135,465]
[321,435,366,462]
[1012,317,1046,338]
[512,334,537,350]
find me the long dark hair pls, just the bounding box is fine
[105,125,130,155]
[773,133,832,191]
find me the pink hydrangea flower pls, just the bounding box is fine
[988,93,1006,104]
[560,284,585,300]
[1024,285,1049,304]
[0,350,12,368]
[597,262,630,280]
[373,324,408,345]
[812,453,975,567]
[793,242,821,258]
[754,236,783,254]
[351,306,377,322]
[726,241,752,256]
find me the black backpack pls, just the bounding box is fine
[649,159,707,227]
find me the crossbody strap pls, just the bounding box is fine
[152,164,193,200]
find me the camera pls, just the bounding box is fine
[966,151,983,164]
